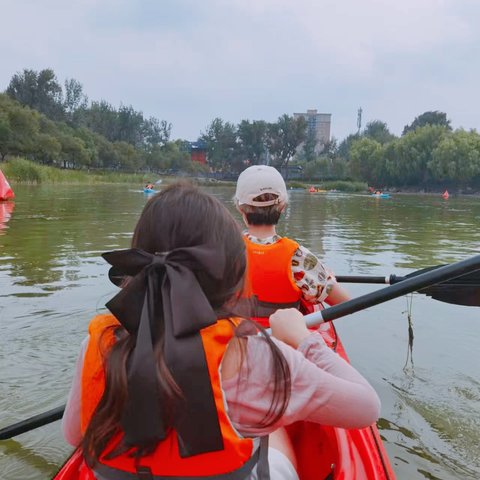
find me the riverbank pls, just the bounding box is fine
[1,158,234,187]
[2,158,151,184]
[289,180,367,192]
[1,158,359,191]
[2,158,476,196]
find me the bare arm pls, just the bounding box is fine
[61,337,88,446]
[221,310,380,437]
[324,281,351,305]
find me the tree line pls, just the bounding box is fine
[2,68,480,190]
[1,68,195,173]
[201,111,480,190]
[347,113,480,190]
[199,115,307,175]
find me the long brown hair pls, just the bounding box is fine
[82,182,291,464]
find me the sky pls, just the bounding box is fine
[1,0,479,142]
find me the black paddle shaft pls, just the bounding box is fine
[3,255,480,440]
[0,405,64,441]
[336,266,480,307]
[305,254,480,326]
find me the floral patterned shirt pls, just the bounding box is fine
[244,233,336,304]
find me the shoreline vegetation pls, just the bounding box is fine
[2,157,365,191]
[1,157,234,187]
[4,158,479,196]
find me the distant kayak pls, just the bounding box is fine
[371,193,391,199]
[144,188,155,194]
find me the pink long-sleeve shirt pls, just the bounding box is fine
[62,329,380,446]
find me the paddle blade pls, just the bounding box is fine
[421,285,480,306]
[406,266,480,306]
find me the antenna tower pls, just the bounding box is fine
[357,107,363,134]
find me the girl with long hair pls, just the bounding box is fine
[62,182,380,479]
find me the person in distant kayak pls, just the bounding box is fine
[234,165,351,326]
[62,183,380,480]
[145,183,154,190]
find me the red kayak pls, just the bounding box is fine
[54,318,395,479]
[0,201,14,233]
[286,320,395,479]
[0,169,14,201]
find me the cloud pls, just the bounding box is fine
[1,0,479,140]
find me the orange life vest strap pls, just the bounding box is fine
[93,439,268,480]
[81,314,120,433]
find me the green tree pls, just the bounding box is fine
[386,125,447,186]
[81,100,118,141]
[143,117,171,150]
[116,104,145,147]
[363,120,395,144]
[302,138,343,180]
[330,156,348,179]
[35,134,62,164]
[237,120,268,164]
[266,114,307,178]
[164,141,192,171]
[0,113,12,161]
[402,111,451,135]
[6,107,40,158]
[63,78,88,125]
[337,133,360,161]
[200,118,240,172]
[113,141,142,171]
[349,137,385,185]
[93,134,119,169]
[303,157,327,180]
[7,68,64,120]
[430,130,480,186]
[74,127,99,167]
[59,135,89,168]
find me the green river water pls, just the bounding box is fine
[0,184,479,479]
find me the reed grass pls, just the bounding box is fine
[1,158,153,184]
[288,180,366,192]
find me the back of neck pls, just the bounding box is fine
[246,225,278,239]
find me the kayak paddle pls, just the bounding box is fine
[305,254,480,327]
[336,264,480,307]
[0,406,64,441]
[1,253,480,440]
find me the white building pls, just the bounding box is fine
[293,109,331,153]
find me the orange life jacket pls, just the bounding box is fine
[243,236,302,327]
[80,314,260,479]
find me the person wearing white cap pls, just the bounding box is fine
[234,165,350,325]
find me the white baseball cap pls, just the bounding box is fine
[235,165,288,207]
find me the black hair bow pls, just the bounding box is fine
[102,246,225,457]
